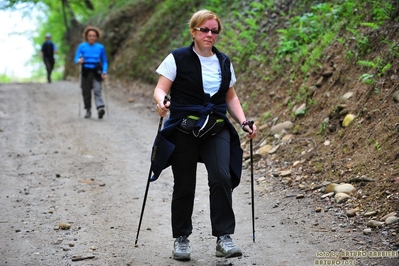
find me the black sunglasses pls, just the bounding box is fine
[195,27,220,35]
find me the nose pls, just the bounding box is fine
[206,30,213,36]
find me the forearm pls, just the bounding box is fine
[154,87,167,104]
[101,49,108,73]
[227,96,247,125]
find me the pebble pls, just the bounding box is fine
[321,192,334,199]
[280,170,292,177]
[271,171,280,177]
[364,211,377,217]
[334,183,356,194]
[270,121,293,134]
[385,216,399,225]
[257,177,266,182]
[366,220,384,228]
[342,92,353,100]
[334,192,350,203]
[346,208,358,217]
[258,145,272,155]
[59,223,71,230]
[342,114,355,127]
[363,228,372,235]
[393,90,399,102]
[380,212,397,221]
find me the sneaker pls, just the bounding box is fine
[84,110,91,118]
[98,107,105,119]
[215,234,242,258]
[173,236,190,261]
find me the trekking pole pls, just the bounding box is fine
[250,138,255,242]
[246,120,255,242]
[134,95,169,247]
[78,56,83,118]
[103,78,109,117]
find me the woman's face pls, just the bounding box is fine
[87,30,98,44]
[191,19,219,49]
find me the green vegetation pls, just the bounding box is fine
[1,0,396,92]
[0,74,12,83]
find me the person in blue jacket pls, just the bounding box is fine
[74,26,108,119]
[153,9,257,261]
[41,33,57,83]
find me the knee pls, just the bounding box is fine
[209,171,232,190]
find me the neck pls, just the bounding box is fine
[194,45,213,57]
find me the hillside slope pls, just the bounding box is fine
[67,0,399,250]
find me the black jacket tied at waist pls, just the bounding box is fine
[150,100,243,189]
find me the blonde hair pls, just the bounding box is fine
[189,10,222,33]
[82,26,102,41]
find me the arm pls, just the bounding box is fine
[53,43,58,54]
[40,43,44,58]
[226,86,257,139]
[154,75,172,117]
[101,46,108,74]
[73,44,83,64]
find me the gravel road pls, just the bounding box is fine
[0,81,397,266]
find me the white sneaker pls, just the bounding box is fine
[173,236,190,261]
[215,234,242,258]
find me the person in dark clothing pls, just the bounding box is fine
[153,9,257,261]
[41,33,57,83]
[74,26,108,119]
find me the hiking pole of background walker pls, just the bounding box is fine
[78,57,83,117]
[103,78,109,117]
[134,95,169,247]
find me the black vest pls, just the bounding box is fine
[41,41,54,59]
[171,42,232,106]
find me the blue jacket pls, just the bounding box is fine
[150,43,243,189]
[74,42,108,74]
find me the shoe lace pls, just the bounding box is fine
[219,235,236,249]
[177,236,189,250]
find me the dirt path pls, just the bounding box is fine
[0,81,397,266]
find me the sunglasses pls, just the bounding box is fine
[195,27,220,35]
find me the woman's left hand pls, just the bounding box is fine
[242,121,257,139]
[102,73,108,79]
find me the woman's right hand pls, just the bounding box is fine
[78,57,84,64]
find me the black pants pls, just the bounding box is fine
[169,128,235,238]
[43,58,54,83]
[80,71,104,110]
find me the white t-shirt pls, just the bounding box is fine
[156,48,236,97]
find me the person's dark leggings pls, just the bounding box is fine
[43,58,54,83]
[169,128,235,238]
[80,71,104,111]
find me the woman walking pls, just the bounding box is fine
[74,26,108,119]
[152,9,257,261]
